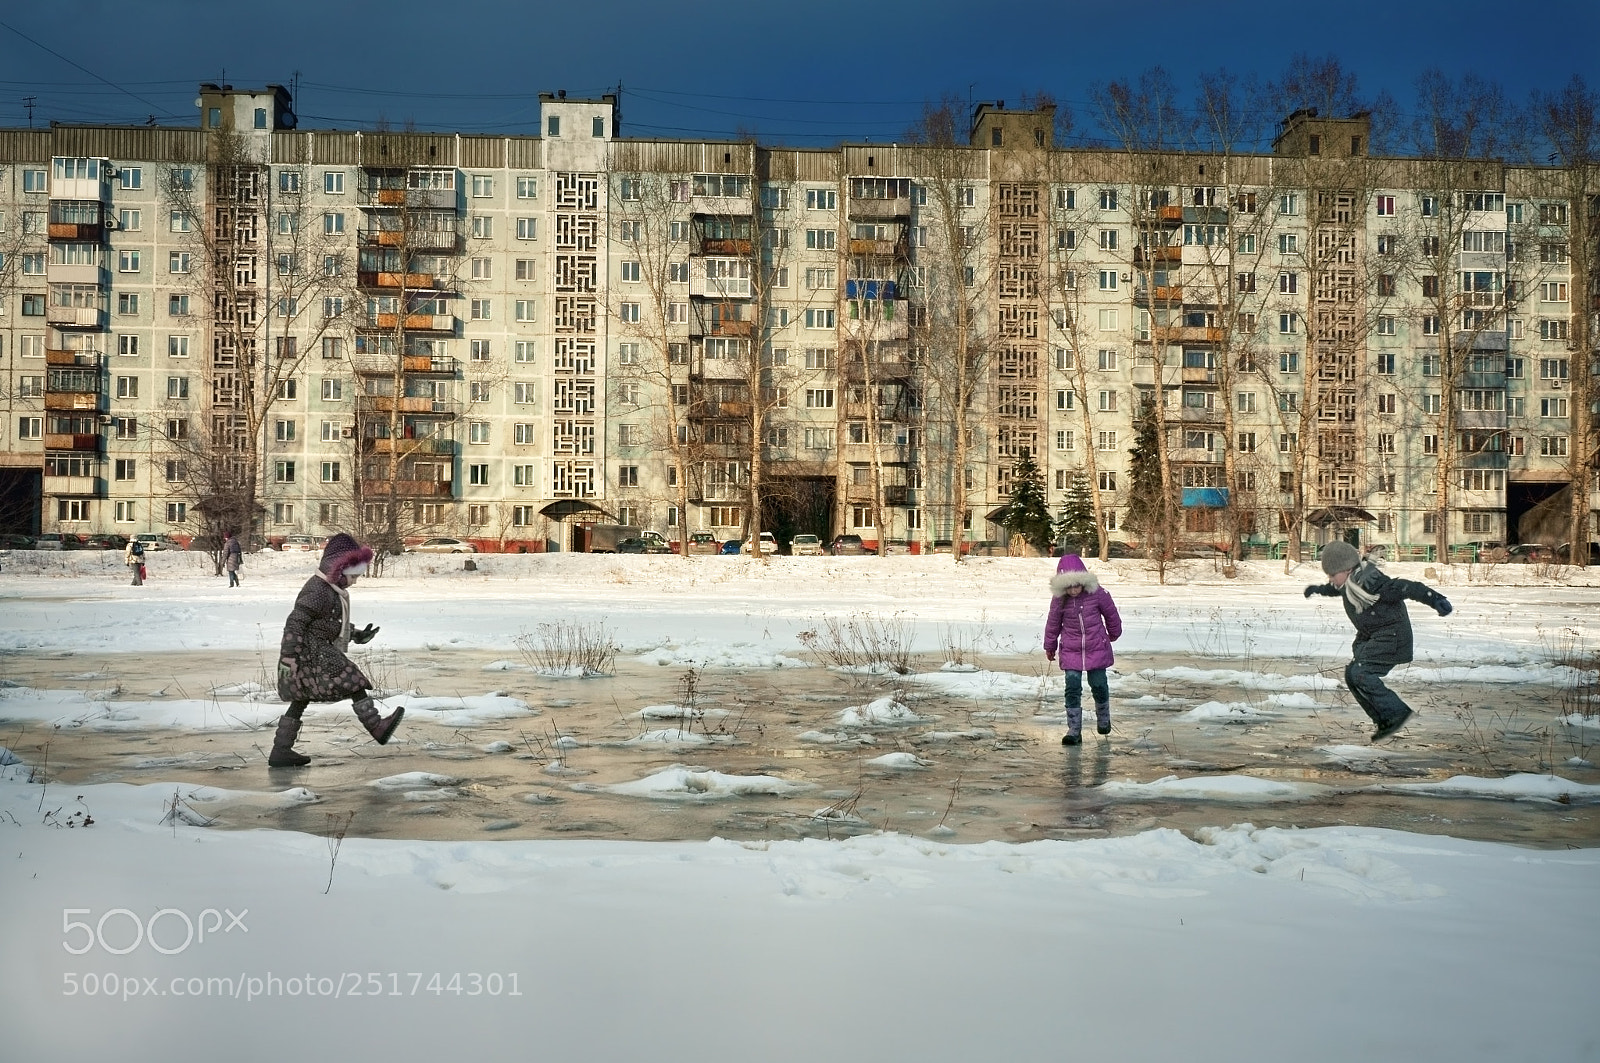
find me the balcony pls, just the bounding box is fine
[43,475,105,497]
[844,279,899,300]
[842,358,915,383]
[48,222,106,241]
[46,306,104,329]
[1165,326,1225,344]
[400,354,460,374]
[1169,405,1223,424]
[1155,205,1185,225]
[847,195,911,221]
[848,238,903,257]
[1456,409,1507,430]
[692,195,752,217]
[49,176,111,203]
[698,237,752,256]
[362,187,458,211]
[364,436,454,455]
[46,349,102,367]
[43,433,101,452]
[1134,244,1182,266]
[43,392,104,412]
[696,318,753,339]
[359,271,440,290]
[359,395,449,414]
[689,274,752,300]
[46,263,106,286]
[1454,330,1508,352]
[360,479,455,499]
[1133,285,1182,307]
[372,313,455,333]
[1181,366,1219,384]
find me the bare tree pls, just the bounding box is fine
[1527,76,1599,565]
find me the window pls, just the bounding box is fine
[17,415,42,440]
[471,174,493,198]
[514,341,537,364]
[166,376,189,400]
[1539,282,1569,303]
[468,421,490,445]
[469,381,492,403]
[22,252,45,275]
[1096,431,1117,451]
[469,216,493,239]
[1098,189,1117,211]
[805,308,835,329]
[1541,397,1569,418]
[1237,432,1257,453]
[618,302,640,324]
[1098,270,1118,291]
[323,212,344,235]
[1540,436,1568,457]
[516,217,538,240]
[1056,228,1077,250]
[514,176,538,200]
[1279,433,1298,454]
[1278,391,1299,413]
[1097,309,1118,331]
[320,170,344,194]
[1278,272,1298,294]
[320,378,343,401]
[470,299,492,321]
[1056,389,1075,411]
[1376,195,1396,216]
[805,388,835,409]
[118,250,141,273]
[274,419,296,441]
[806,229,836,250]
[1278,193,1299,215]
[1278,233,1299,255]
[1278,312,1299,334]
[1054,430,1075,452]
[274,461,296,484]
[320,461,342,484]
[515,299,536,322]
[115,375,139,399]
[1097,471,1116,492]
[1237,272,1256,293]
[1540,358,1569,381]
[1095,348,1118,372]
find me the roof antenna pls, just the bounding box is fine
[23,95,35,128]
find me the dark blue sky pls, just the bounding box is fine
[2,0,1595,149]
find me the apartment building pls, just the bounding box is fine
[1,88,1594,556]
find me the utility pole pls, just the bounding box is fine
[23,96,35,128]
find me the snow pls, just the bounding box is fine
[0,550,1596,1062]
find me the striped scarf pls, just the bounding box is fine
[1342,560,1380,613]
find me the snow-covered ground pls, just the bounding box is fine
[1,549,1597,1062]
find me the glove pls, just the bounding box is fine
[1304,585,1319,598]
[1433,598,1452,617]
[351,624,379,645]
[276,658,297,698]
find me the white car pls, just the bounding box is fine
[740,531,779,554]
[280,535,318,552]
[407,537,478,554]
[789,534,824,556]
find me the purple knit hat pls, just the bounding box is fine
[319,532,373,579]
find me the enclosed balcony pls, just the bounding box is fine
[370,313,456,333]
[48,201,107,241]
[689,257,752,299]
[690,173,753,218]
[359,479,455,499]
[46,348,102,368]
[358,395,453,415]
[49,158,111,203]
[363,435,455,456]
[359,271,440,291]
[848,178,911,220]
[43,474,105,497]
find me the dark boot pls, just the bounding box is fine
[267,714,310,767]
[1094,700,1112,736]
[353,697,404,745]
[1062,701,1082,745]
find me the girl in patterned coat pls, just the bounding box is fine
[1043,553,1123,745]
[268,533,403,768]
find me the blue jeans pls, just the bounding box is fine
[1344,660,1411,727]
[1063,668,1110,736]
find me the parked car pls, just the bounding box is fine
[0,533,35,550]
[1556,541,1600,565]
[1506,542,1557,564]
[617,536,671,554]
[789,533,824,556]
[280,534,318,552]
[830,534,865,556]
[406,536,477,554]
[134,533,183,551]
[682,532,721,556]
[740,531,779,554]
[86,534,130,550]
[719,539,743,555]
[33,533,84,551]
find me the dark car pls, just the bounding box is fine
[0,533,35,550]
[617,536,671,554]
[719,538,742,555]
[1506,543,1557,564]
[830,534,865,556]
[86,534,130,550]
[1556,541,1600,565]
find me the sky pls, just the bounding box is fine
[2,1,1597,149]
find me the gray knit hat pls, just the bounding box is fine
[1319,540,1361,576]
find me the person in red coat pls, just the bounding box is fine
[1043,553,1123,746]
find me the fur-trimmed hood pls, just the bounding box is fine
[1049,553,1100,596]
[318,532,373,583]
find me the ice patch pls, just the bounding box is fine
[1178,701,1275,722]
[370,772,462,792]
[395,693,533,725]
[1101,774,1330,801]
[1376,773,1600,804]
[797,731,876,746]
[603,766,811,800]
[837,696,928,728]
[634,639,808,670]
[1137,667,1339,691]
[865,752,929,769]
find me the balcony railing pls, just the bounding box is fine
[363,436,454,455]
[46,306,104,328]
[46,349,102,367]
[847,196,912,221]
[400,354,460,374]
[359,395,446,414]
[359,271,439,290]
[48,222,106,241]
[42,475,105,497]
[359,479,454,498]
[371,313,455,333]
[43,433,101,452]
[43,393,104,412]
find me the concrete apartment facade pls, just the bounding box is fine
[1,88,1594,557]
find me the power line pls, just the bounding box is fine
[0,17,185,119]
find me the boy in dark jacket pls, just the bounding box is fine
[268,533,403,768]
[1305,540,1452,742]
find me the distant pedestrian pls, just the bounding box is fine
[1044,553,1123,745]
[223,531,243,588]
[1304,541,1452,742]
[125,538,146,586]
[268,533,403,768]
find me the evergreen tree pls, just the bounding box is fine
[1054,471,1099,555]
[998,452,1054,553]
[1126,401,1176,562]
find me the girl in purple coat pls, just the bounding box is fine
[1043,554,1123,745]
